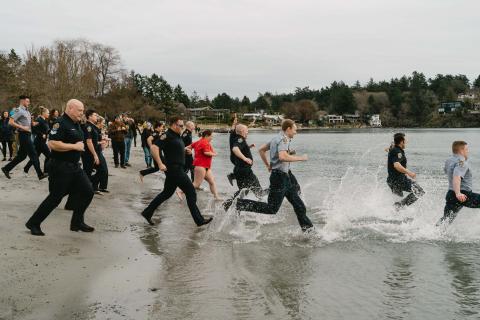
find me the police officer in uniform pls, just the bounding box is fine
[223,124,267,210]
[1,95,47,180]
[387,133,425,209]
[231,119,313,231]
[25,99,95,236]
[140,116,213,227]
[139,122,165,180]
[226,114,238,186]
[182,121,195,181]
[437,141,480,225]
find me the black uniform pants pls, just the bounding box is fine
[235,170,313,230]
[27,160,94,227]
[111,140,125,166]
[224,167,264,208]
[95,152,108,190]
[24,138,50,173]
[142,166,206,226]
[140,162,159,177]
[387,176,425,207]
[1,140,13,158]
[3,132,42,177]
[439,190,480,224]
[184,156,194,181]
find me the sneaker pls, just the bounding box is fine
[38,173,48,180]
[94,190,103,195]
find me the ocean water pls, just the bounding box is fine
[136,128,480,320]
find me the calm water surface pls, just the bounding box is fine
[134,128,480,320]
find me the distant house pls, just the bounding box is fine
[242,112,283,125]
[369,114,382,127]
[242,113,263,120]
[326,115,344,124]
[343,113,361,123]
[186,106,230,121]
[438,101,464,114]
[458,93,476,101]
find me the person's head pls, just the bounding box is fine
[394,133,406,149]
[282,119,297,139]
[2,111,8,119]
[185,121,195,132]
[154,121,164,132]
[168,116,184,134]
[235,124,248,138]
[85,109,98,123]
[114,115,122,124]
[201,129,213,141]
[452,141,469,159]
[51,109,59,118]
[65,99,85,122]
[97,116,105,128]
[39,106,49,119]
[19,95,30,108]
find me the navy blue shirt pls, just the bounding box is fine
[154,129,185,168]
[232,136,253,168]
[388,146,407,180]
[49,114,84,163]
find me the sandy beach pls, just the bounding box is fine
[0,146,173,320]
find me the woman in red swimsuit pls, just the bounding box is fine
[190,130,221,200]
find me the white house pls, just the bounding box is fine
[326,115,344,124]
[369,114,382,127]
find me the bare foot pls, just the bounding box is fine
[176,190,184,200]
[139,174,144,183]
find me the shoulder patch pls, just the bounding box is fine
[238,138,243,143]
[160,134,167,140]
[87,126,92,132]
[182,132,187,137]
[53,123,60,129]
[398,153,402,159]
[459,160,464,167]
[282,137,288,143]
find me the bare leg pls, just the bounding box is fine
[193,166,206,189]
[204,169,221,200]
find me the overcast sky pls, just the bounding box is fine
[1,0,479,99]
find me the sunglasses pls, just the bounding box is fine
[176,123,184,128]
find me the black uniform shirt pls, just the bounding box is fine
[83,121,100,154]
[232,136,253,168]
[229,129,238,165]
[154,129,185,168]
[388,146,407,180]
[49,114,84,163]
[33,116,50,141]
[182,129,193,164]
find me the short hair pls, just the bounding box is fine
[201,129,213,138]
[452,141,468,154]
[39,106,48,115]
[18,95,29,101]
[168,116,182,126]
[393,133,405,145]
[154,121,164,129]
[281,119,295,131]
[85,109,97,120]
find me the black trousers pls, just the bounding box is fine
[224,166,265,208]
[387,176,425,207]
[82,152,109,191]
[140,162,159,177]
[142,166,206,226]
[1,140,13,158]
[27,160,94,227]
[24,138,50,173]
[235,170,313,230]
[3,132,42,177]
[184,156,194,181]
[111,140,125,166]
[439,190,480,224]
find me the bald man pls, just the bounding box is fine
[26,99,95,236]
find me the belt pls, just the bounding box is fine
[271,169,289,175]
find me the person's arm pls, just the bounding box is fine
[278,150,307,162]
[452,175,467,202]
[146,135,154,148]
[150,144,166,171]
[232,146,252,165]
[258,143,271,171]
[48,140,84,152]
[203,143,216,157]
[393,162,416,179]
[86,139,99,164]
[8,117,30,132]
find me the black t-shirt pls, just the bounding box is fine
[387,146,407,180]
[232,136,252,168]
[182,129,193,163]
[154,129,185,168]
[49,114,84,163]
[33,116,50,141]
[141,129,152,148]
[229,130,238,165]
[83,121,100,154]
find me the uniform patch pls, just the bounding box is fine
[282,137,288,143]
[238,138,243,143]
[87,126,92,132]
[459,160,464,167]
[182,132,187,137]
[53,123,60,129]
[160,134,167,140]
[50,130,57,135]
[398,153,402,159]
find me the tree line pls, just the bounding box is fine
[1,39,480,127]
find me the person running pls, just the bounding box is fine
[139,122,165,182]
[182,121,195,181]
[190,130,222,200]
[226,113,238,186]
[141,122,154,168]
[386,133,425,210]
[0,110,14,161]
[24,107,51,174]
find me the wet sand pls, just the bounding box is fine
[0,146,168,320]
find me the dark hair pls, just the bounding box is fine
[201,129,213,138]
[281,119,295,131]
[85,109,97,120]
[51,109,59,116]
[18,95,30,101]
[452,141,468,154]
[1,110,9,119]
[168,116,182,126]
[393,133,405,146]
[154,121,164,129]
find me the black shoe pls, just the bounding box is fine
[198,216,213,226]
[70,223,95,232]
[121,165,127,169]
[141,211,155,226]
[26,222,45,236]
[8,158,12,161]
[115,164,119,168]
[99,189,110,193]
[1,167,11,179]
[125,163,131,167]
[227,173,235,186]
[38,173,48,180]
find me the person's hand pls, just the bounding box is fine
[300,154,308,161]
[94,155,100,165]
[406,171,416,179]
[249,143,255,148]
[23,126,31,132]
[159,163,167,172]
[74,141,85,151]
[456,193,467,202]
[244,158,253,165]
